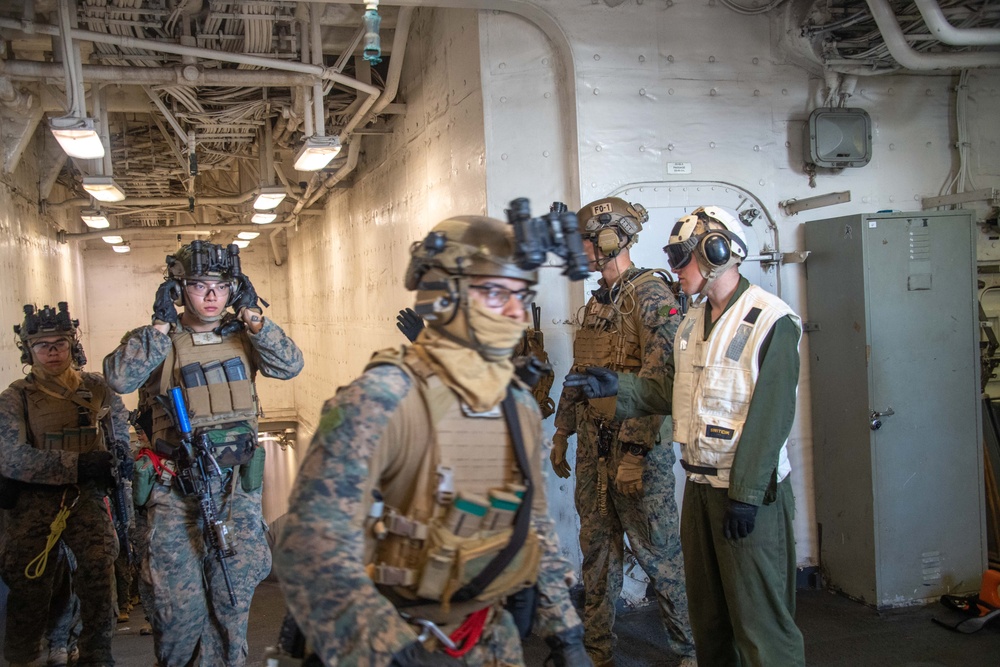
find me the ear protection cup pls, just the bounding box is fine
[17,341,30,365]
[698,232,734,267]
[596,227,623,257]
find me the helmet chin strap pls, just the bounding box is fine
[690,254,737,306]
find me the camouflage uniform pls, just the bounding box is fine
[0,371,128,667]
[103,319,303,667]
[275,355,583,667]
[554,265,694,663]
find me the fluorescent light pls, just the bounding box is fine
[102,235,124,244]
[251,212,277,224]
[237,231,260,240]
[49,116,105,159]
[112,244,131,254]
[80,209,110,229]
[233,239,251,248]
[253,185,286,211]
[294,135,342,171]
[82,176,126,202]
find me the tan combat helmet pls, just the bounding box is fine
[576,197,649,258]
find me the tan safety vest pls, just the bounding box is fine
[145,328,258,445]
[362,347,541,625]
[574,269,669,419]
[13,374,110,454]
[672,284,801,488]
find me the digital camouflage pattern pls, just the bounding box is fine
[0,372,128,666]
[553,267,694,663]
[103,318,303,667]
[276,363,581,667]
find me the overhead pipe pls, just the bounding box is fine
[864,0,1000,69]
[913,0,1000,46]
[0,76,32,112]
[0,60,321,87]
[59,221,295,243]
[46,194,258,210]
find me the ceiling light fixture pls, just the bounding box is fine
[253,185,286,211]
[233,239,251,248]
[237,231,260,240]
[49,116,105,159]
[80,209,110,229]
[294,135,342,171]
[112,243,131,254]
[251,212,277,224]
[102,235,124,244]
[82,176,126,202]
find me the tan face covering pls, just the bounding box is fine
[32,361,82,393]
[466,299,529,362]
[416,301,528,412]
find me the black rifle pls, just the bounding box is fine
[102,410,134,565]
[167,387,238,605]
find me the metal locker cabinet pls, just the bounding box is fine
[805,210,985,608]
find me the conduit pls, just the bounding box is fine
[60,221,295,243]
[914,0,1000,47]
[46,194,257,210]
[865,0,1000,69]
[0,60,321,87]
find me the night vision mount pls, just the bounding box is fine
[14,302,78,338]
[167,239,244,279]
[506,198,590,281]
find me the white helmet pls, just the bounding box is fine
[664,206,748,275]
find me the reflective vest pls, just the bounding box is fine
[144,328,258,464]
[362,346,541,626]
[573,268,670,419]
[13,373,110,454]
[672,284,801,488]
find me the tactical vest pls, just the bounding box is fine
[574,269,670,419]
[13,374,110,454]
[672,284,801,488]
[363,347,541,626]
[145,328,259,465]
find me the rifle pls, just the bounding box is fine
[102,411,134,565]
[167,387,239,605]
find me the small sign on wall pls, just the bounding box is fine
[667,162,692,175]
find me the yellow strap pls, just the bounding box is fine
[25,487,79,580]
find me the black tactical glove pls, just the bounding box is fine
[396,308,425,343]
[214,313,245,337]
[77,451,115,487]
[562,366,619,400]
[544,625,593,667]
[152,279,181,324]
[514,354,551,389]
[723,498,759,539]
[229,274,269,315]
[388,641,463,667]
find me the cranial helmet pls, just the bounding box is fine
[166,240,242,306]
[405,216,537,356]
[576,197,648,259]
[13,302,87,367]
[664,206,748,277]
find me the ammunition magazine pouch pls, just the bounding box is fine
[133,455,157,507]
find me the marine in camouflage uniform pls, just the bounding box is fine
[551,198,694,666]
[277,214,590,667]
[0,303,127,667]
[103,241,303,667]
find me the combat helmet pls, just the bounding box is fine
[405,215,537,359]
[576,197,648,259]
[166,240,243,307]
[13,302,87,367]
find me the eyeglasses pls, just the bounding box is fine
[468,283,536,308]
[184,280,232,297]
[31,339,71,354]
